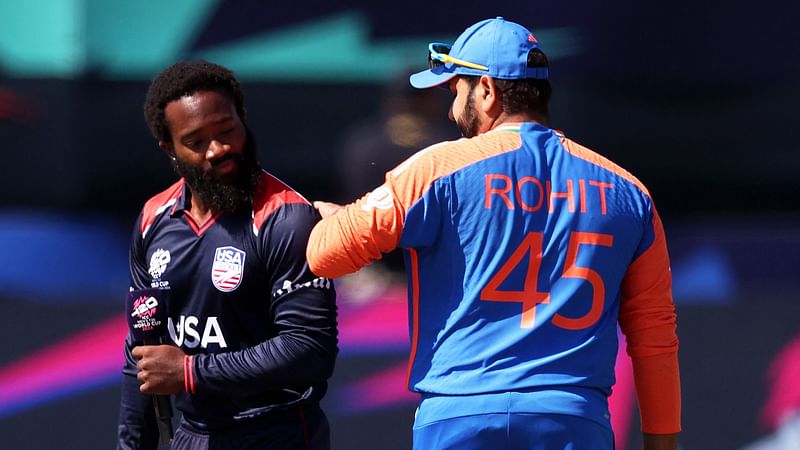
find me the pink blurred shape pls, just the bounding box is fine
[337,287,410,352]
[761,333,800,430]
[0,316,126,410]
[609,334,636,450]
[334,362,418,414]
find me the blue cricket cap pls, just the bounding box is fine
[410,17,548,89]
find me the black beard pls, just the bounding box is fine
[172,131,261,212]
[457,90,480,138]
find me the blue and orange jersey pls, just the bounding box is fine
[307,122,680,433]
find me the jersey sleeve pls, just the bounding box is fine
[307,133,523,278]
[307,146,447,278]
[128,211,152,290]
[305,185,405,278]
[117,212,159,450]
[189,204,338,397]
[619,206,681,434]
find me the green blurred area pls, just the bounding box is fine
[0,1,578,82]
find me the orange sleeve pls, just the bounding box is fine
[306,181,407,279]
[307,139,448,278]
[619,208,681,434]
[307,132,524,278]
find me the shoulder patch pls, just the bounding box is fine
[252,171,309,234]
[140,180,184,237]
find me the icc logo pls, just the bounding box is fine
[211,246,245,292]
[148,248,171,279]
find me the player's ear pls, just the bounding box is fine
[477,75,501,116]
[158,141,176,160]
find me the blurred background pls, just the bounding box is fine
[0,1,798,449]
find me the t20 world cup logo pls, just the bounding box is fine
[129,294,161,332]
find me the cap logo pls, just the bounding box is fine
[528,34,538,43]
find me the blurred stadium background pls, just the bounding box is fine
[0,1,798,449]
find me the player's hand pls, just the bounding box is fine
[313,201,344,219]
[132,344,185,395]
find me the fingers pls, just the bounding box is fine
[132,346,156,391]
[131,346,144,359]
[313,201,344,218]
[136,359,152,392]
[135,348,150,389]
[137,372,149,392]
[133,345,185,395]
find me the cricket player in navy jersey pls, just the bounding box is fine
[117,60,338,450]
[307,17,680,450]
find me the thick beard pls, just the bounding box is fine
[172,131,261,212]
[456,89,480,138]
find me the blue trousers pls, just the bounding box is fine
[413,410,612,450]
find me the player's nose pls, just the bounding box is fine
[205,139,231,161]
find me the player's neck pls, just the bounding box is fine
[490,112,548,130]
[187,190,216,224]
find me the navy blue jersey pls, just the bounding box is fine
[118,171,337,448]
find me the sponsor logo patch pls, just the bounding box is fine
[211,246,245,292]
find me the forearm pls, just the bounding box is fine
[307,205,383,278]
[308,189,404,279]
[190,325,337,397]
[631,351,681,433]
[191,275,338,394]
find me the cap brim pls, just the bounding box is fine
[409,66,457,89]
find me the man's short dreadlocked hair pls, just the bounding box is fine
[144,60,247,143]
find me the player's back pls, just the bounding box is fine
[400,122,655,399]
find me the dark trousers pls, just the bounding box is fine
[170,404,330,450]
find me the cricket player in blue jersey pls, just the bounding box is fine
[117,61,338,449]
[307,17,680,450]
